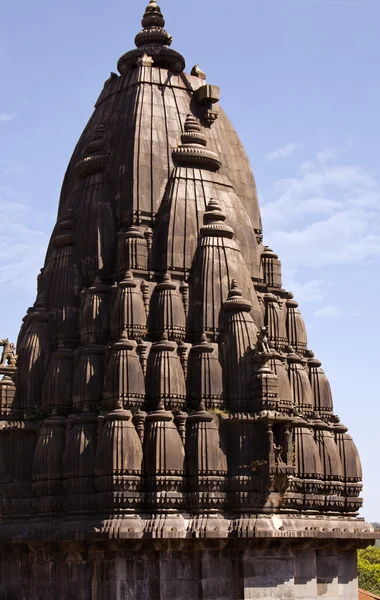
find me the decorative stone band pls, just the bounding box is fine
[135,27,172,47]
[180,129,207,147]
[200,220,234,239]
[117,46,185,74]
[172,146,221,171]
[0,514,375,545]
[75,154,109,178]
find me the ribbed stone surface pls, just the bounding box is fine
[0,1,374,597]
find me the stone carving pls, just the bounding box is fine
[136,53,154,67]
[0,1,372,596]
[255,326,271,354]
[274,444,285,465]
[194,84,220,127]
[0,339,17,367]
[191,64,206,79]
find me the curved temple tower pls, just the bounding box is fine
[0,2,375,598]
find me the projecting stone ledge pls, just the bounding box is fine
[0,514,375,545]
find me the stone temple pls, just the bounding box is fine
[0,2,376,598]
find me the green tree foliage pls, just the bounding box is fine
[358,547,380,596]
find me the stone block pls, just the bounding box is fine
[316,552,338,597]
[201,577,238,600]
[294,548,317,598]
[244,581,295,600]
[201,549,234,580]
[243,549,294,585]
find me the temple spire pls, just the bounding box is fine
[118,0,185,74]
[141,1,166,29]
[135,0,172,48]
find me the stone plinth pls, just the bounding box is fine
[0,540,360,600]
[0,515,374,599]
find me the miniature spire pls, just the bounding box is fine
[223,279,253,313]
[172,114,221,171]
[200,199,234,239]
[147,273,186,342]
[223,280,259,411]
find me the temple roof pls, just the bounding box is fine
[0,1,366,533]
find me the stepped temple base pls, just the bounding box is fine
[0,515,374,599]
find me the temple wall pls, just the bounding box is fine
[0,542,358,600]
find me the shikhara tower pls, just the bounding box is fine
[0,2,375,598]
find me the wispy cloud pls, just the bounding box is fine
[265,143,301,162]
[281,267,328,304]
[317,147,340,163]
[261,157,380,268]
[315,305,343,318]
[0,112,16,123]
[0,161,24,178]
[0,186,50,295]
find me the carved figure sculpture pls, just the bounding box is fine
[0,2,373,598]
[255,327,271,354]
[0,339,17,367]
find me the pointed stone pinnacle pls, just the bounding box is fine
[184,114,201,133]
[206,198,221,212]
[229,280,243,298]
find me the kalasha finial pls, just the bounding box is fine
[206,199,222,213]
[200,200,234,240]
[135,0,171,48]
[172,114,221,171]
[184,114,201,134]
[141,0,165,29]
[223,279,252,313]
[118,0,185,74]
[229,279,242,298]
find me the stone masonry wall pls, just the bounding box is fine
[0,542,358,600]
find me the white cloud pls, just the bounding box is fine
[0,112,16,123]
[281,267,328,304]
[261,159,380,268]
[0,188,50,294]
[317,148,339,163]
[315,305,343,318]
[265,143,301,162]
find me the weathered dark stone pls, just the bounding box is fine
[0,1,376,597]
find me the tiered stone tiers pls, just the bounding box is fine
[0,2,375,599]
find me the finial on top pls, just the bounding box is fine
[172,114,221,170]
[141,0,165,29]
[223,280,252,313]
[206,198,222,212]
[118,0,185,74]
[229,280,243,298]
[201,199,234,240]
[155,272,176,291]
[136,0,171,48]
[204,199,225,222]
[184,114,202,134]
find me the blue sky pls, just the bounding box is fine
[1,0,379,521]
